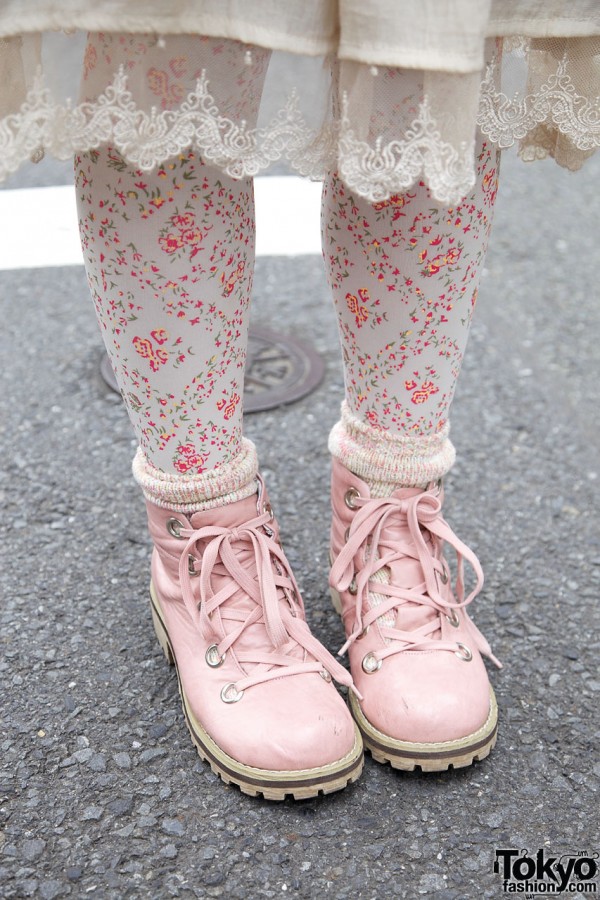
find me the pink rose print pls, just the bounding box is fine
[321,137,498,437]
[445,247,462,265]
[83,43,98,80]
[216,392,241,421]
[423,247,463,276]
[408,380,439,405]
[373,194,406,218]
[173,443,208,474]
[76,43,259,475]
[181,227,204,246]
[172,213,195,229]
[147,67,184,108]
[482,168,498,205]
[159,212,205,258]
[177,443,196,458]
[169,56,188,79]
[159,233,183,254]
[133,333,169,372]
[346,289,369,328]
[221,261,246,297]
[132,336,154,360]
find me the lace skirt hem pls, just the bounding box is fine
[1,30,599,203]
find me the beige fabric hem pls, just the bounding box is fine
[1,1,598,69]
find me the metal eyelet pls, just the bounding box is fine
[439,569,449,585]
[445,609,460,628]
[188,554,200,577]
[319,669,332,683]
[166,517,185,539]
[344,527,351,542]
[362,652,382,674]
[205,644,226,668]
[344,488,360,510]
[348,578,358,596]
[220,683,244,703]
[356,625,370,641]
[263,502,274,520]
[455,642,472,662]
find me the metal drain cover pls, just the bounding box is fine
[100,326,325,413]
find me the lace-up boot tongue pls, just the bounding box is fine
[189,491,262,531]
[189,485,305,669]
[375,487,442,640]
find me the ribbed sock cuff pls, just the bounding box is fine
[132,439,259,512]
[329,402,455,489]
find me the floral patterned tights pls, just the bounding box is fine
[76,137,498,500]
[323,135,499,486]
[76,147,255,483]
[75,32,500,503]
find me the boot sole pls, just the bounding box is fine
[150,582,364,800]
[331,586,498,772]
[349,688,498,772]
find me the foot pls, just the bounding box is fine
[146,475,363,800]
[329,458,501,772]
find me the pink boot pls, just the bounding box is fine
[147,474,363,800]
[329,458,501,771]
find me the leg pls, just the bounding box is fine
[75,33,363,799]
[323,129,502,770]
[76,143,259,507]
[323,133,498,487]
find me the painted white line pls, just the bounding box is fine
[0,176,322,270]
[0,185,84,270]
[255,176,322,258]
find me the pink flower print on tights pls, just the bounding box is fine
[216,393,241,421]
[322,134,499,437]
[405,379,439,405]
[133,334,170,372]
[346,289,370,328]
[174,443,209,475]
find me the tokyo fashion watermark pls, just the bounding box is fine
[494,849,598,895]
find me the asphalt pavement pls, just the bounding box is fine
[1,136,599,896]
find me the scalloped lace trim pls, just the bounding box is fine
[0,58,599,200]
[0,65,477,203]
[337,99,476,204]
[0,67,333,180]
[478,56,600,157]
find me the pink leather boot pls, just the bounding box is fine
[329,458,501,771]
[147,474,363,800]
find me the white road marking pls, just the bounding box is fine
[0,176,323,270]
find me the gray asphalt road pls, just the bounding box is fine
[1,73,599,900]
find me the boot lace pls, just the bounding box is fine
[330,486,501,668]
[175,498,358,698]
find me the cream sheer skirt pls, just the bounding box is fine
[0,29,599,203]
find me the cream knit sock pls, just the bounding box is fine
[132,438,259,512]
[329,402,455,494]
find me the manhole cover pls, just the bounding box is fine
[100,326,325,413]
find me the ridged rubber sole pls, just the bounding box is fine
[330,585,498,772]
[350,689,498,772]
[150,583,364,800]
